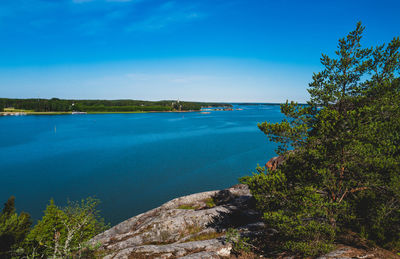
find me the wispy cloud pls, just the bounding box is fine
[72,0,136,3]
[0,0,208,37]
[72,0,94,3]
[106,0,135,2]
[67,0,208,35]
[126,2,206,32]
[127,12,204,31]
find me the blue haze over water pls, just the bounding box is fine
[0,105,283,225]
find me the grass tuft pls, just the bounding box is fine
[177,204,198,210]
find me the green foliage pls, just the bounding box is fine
[0,196,32,258]
[246,168,335,256]
[0,196,107,258]
[75,104,171,112]
[246,22,400,256]
[258,102,312,155]
[225,228,251,253]
[204,198,216,208]
[177,204,197,210]
[23,199,66,256]
[9,197,108,258]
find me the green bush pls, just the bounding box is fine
[20,197,108,258]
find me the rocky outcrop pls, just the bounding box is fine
[264,150,296,171]
[91,182,400,259]
[316,245,400,259]
[90,184,263,259]
[265,155,286,171]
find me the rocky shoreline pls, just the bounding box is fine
[90,184,261,258]
[90,180,399,259]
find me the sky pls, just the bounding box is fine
[0,0,399,102]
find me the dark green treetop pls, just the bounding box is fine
[0,196,32,258]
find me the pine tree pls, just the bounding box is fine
[0,196,32,258]
[244,23,400,255]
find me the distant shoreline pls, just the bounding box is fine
[0,98,234,115]
[0,110,223,116]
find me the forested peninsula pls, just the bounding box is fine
[0,98,232,115]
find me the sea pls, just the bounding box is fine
[0,104,284,225]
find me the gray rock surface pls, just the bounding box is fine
[91,184,262,258]
[316,245,399,259]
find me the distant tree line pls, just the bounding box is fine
[0,98,232,112]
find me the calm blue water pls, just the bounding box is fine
[0,105,283,225]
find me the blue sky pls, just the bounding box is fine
[0,0,399,102]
